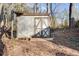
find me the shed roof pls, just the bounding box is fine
[15,11,49,17]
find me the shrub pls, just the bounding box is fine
[75,20,79,28]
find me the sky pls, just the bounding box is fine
[26,3,69,16]
[26,3,79,24]
[0,3,79,24]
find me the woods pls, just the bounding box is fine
[0,3,79,56]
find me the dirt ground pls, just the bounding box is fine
[0,28,79,56]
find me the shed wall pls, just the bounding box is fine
[17,16,50,38]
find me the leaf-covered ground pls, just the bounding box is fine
[0,28,79,56]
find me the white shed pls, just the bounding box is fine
[16,16,51,38]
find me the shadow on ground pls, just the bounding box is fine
[50,28,79,51]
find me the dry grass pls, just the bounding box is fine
[2,38,79,56]
[0,28,79,56]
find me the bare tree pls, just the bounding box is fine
[34,3,38,15]
[50,3,52,16]
[69,3,73,28]
[46,3,48,14]
[46,3,52,15]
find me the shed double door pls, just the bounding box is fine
[34,17,51,38]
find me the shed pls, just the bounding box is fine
[11,11,52,38]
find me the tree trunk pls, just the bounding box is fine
[69,3,72,28]
[50,3,52,16]
[34,3,38,15]
[46,3,48,14]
